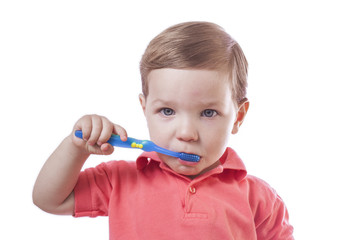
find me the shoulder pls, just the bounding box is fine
[244,175,280,213]
[245,175,294,238]
[92,160,137,171]
[81,160,137,182]
[245,175,277,199]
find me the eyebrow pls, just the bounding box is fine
[149,98,226,108]
[149,98,173,106]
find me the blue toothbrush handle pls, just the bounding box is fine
[74,130,144,149]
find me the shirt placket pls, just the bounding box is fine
[184,183,197,213]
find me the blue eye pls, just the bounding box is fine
[161,108,175,116]
[201,109,217,118]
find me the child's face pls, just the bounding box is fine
[139,69,238,178]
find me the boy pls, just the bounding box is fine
[33,21,294,239]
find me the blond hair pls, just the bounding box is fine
[140,21,248,105]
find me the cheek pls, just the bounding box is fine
[204,134,227,153]
[201,119,234,151]
[145,115,171,144]
[145,116,158,138]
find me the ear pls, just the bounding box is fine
[231,100,249,134]
[139,94,146,114]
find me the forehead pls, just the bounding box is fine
[147,68,232,105]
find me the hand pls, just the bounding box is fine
[71,114,127,155]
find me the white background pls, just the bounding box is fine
[1,0,349,239]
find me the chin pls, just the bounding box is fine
[174,165,201,176]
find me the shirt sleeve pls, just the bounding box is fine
[248,176,294,240]
[74,162,114,218]
[255,194,294,240]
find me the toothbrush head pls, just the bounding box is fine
[178,152,200,162]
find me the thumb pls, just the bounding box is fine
[100,143,114,155]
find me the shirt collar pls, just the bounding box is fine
[136,147,247,181]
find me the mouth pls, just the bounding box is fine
[177,151,201,163]
[161,147,201,164]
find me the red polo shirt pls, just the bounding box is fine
[74,148,294,239]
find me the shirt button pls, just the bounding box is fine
[189,186,196,194]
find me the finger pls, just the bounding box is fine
[113,124,128,141]
[79,116,93,141]
[97,117,114,145]
[88,115,103,146]
[100,143,114,155]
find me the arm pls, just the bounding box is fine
[255,195,294,240]
[32,115,127,215]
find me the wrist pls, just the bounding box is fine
[65,134,91,160]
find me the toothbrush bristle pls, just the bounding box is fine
[179,153,200,162]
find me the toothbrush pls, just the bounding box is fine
[74,130,200,162]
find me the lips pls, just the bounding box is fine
[177,157,200,166]
[176,150,199,156]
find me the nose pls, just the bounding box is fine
[175,117,199,142]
